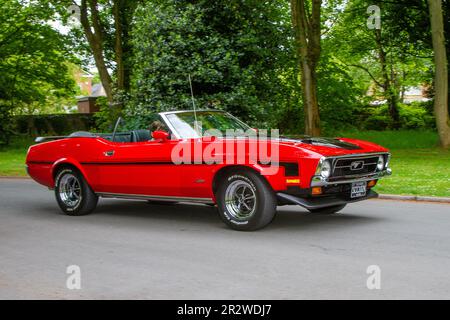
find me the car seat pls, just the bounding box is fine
[131,129,151,142]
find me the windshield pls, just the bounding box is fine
[164,111,252,139]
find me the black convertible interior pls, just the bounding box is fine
[69,129,152,143]
[34,116,171,144]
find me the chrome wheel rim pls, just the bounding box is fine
[224,180,256,221]
[59,174,82,207]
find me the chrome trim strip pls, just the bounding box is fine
[311,168,392,187]
[97,192,215,204]
[334,163,377,169]
[159,109,220,115]
[159,112,182,140]
[329,171,382,179]
[324,152,389,160]
[158,110,251,140]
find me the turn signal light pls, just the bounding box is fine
[367,180,377,188]
[311,187,322,195]
[286,178,300,184]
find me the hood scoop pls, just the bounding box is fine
[300,137,362,150]
[281,136,362,150]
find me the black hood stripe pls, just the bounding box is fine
[280,137,362,150]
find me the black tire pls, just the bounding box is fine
[308,204,346,215]
[216,170,277,231]
[54,167,98,216]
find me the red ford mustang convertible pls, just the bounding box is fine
[26,110,391,230]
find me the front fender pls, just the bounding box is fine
[251,163,289,191]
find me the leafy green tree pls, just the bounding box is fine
[49,0,140,106]
[380,0,449,147]
[127,0,293,129]
[0,0,76,144]
[316,52,367,133]
[290,0,322,136]
[325,0,434,129]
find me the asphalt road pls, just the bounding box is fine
[1,179,450,299]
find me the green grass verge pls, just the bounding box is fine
[331,130,440,149]
[0,137,32,176]
[1,131,449,197]
[376,148,450,197]
[334,130,450,197]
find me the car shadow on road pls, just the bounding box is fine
[90,200,383,231]
[269,208,384,231]
[94,199,221,225]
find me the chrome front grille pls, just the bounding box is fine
[331,156,379,179]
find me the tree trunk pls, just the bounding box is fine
[375,29,400,128]
[112,0,136,97]
[400,70,406,103]
[290,0,322,136]
[428,0,450,148]
[80,0,113,102]
[300,60,321,136]
[90,38,114,102]
[113,0,124,92]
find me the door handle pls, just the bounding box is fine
[104,150,115,157]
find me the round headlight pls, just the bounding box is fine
[377,156,385,171]
[321,160,331,178]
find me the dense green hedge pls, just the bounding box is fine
[7,101,435,141]
[357,101,435,131]
[13,114,96,136]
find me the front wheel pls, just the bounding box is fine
[55,167,98,216]
[308,204,346,215]
[216,170,277,231]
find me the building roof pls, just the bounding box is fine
[91,83,106,97]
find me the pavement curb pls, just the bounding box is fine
[0,176,30,179]
[378,194,450,203]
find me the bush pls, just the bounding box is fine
[399,102,435,129]
[127,0,293,130]
[0,104,13,146]
[13,114,95,136]
[361,101,435,130]
[318,56,366,132]
[93,97,117,133]
[360,104,392,130]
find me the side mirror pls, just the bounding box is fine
[152,130,170,142]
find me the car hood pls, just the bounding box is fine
[278,136,389,157]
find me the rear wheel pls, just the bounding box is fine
[216,170,276,231]
[308,204,346,215]
[55,167,98,216]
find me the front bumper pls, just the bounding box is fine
[311,167,392,187]
[276,190,379,210]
